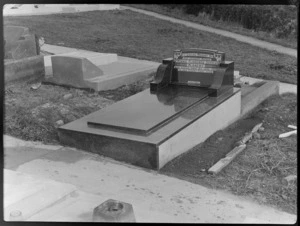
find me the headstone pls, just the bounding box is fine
[150,48,234,97]
[58,48,241,170]
[4,26,39,60]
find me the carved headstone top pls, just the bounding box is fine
[150,48,234,97]
[173,48,225,73]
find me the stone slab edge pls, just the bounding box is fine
[91,66,158,91]
[4,169,77,221]
[208,123,263,175]
[241,80,279,117]
[5,55,45,84]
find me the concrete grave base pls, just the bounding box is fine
[5,55,45,84]
[241,80,279,117]
[58,88,241,170]
[43,51,159,91]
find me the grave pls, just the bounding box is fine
[4,26,39,60]
[43,51,159,91]
[4,26,44,83]
[58,48,241,170]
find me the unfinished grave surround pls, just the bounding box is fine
[4,26,44,83]
[43,50,159,91]
[58,48,242,170]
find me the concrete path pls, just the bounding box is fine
[121,6,297,58]
[3,135,296,223]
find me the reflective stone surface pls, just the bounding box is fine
[87,86,209,134]
[59,88,241,169]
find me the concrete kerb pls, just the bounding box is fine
[41,44,159,91]
[240,76,297,95]
[4,55,45,84]
[241,80,280,117]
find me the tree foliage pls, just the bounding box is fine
[161,4,297,38]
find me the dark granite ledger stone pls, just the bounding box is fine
[87,86,208,134]
[58,87,240,170]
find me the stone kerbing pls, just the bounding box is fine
[4,55,45,83]
[241,81,279,117]
[208,123,263,175]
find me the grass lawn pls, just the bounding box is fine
[4,9,297,84]
[126,4,297,50]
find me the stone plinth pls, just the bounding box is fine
[5,55,45,84]
[58,87,241,170]
[44,52,158,91]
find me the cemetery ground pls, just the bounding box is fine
[4,9,297,215]
[4,9,297,84]
[4,75,297,215]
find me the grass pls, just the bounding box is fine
[161,93,297,215]
[125,4,297,49]
[5,75,297,214]
[4,10,297,215]
[3,9,297,84]
[4,75,152,144]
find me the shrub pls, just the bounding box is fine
[175,4,297,38]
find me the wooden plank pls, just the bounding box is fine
[208,145,246,174]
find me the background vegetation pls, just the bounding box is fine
[4,10,297,84]
[127,4,297,49]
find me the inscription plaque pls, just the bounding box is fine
[173,49,225,73]
[172,49,225,86]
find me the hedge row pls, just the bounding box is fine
[162,5,297,38]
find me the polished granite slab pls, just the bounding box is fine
[87,86,209,134]
[58,87,240,169]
